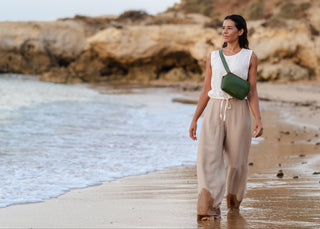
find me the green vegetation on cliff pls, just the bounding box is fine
[167,0,312,21]
[167,0,213,16]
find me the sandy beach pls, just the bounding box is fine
[0,82,319,228]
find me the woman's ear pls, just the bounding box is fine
[238,28,244,36]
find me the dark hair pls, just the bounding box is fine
[222,15,249,49]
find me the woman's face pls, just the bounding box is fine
[222,19,243,44]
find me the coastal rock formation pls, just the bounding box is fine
[0,21,87,83]
[0,1,319,83]
[249,21,320,81]
[72,25,219,82]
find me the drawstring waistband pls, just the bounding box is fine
[219,99,232,121]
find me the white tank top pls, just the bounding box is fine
[208,48,253,99]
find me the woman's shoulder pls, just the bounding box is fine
[242,48,253,55]
[210,49,220,57]
[241,48,254,60]
[212,49,221,53]
[208,50,220,64]
[242,48,253,53]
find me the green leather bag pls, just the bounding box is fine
[219,49,250,100]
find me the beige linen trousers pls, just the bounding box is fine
[197,98,251,218]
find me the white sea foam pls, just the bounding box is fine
[252,137,264,145]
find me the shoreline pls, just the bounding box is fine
[0,82,319,228]
[173,81,320,130]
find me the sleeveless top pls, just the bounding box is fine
[208,48,253,99]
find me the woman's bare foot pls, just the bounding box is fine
[197,214,221,221]
[199,216,214,221]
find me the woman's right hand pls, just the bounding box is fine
[188,53,212,141]
[189,120,198,141]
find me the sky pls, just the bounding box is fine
[0,0,181,21]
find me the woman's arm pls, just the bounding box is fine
[189,53,212,140]
[247,52,263,138]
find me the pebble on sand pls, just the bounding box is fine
[277,170,284,178]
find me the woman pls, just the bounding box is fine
[189,15,263,221]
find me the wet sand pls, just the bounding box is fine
[0,82,319,228]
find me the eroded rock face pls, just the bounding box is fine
[0,21,87,82]
[250,22,320,81]
[0,16,319,83]
[73,25,219,82]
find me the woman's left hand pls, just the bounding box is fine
[253,120,263,138]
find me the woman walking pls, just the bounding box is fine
[189,15,263,221]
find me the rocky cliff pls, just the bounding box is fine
[0,0,319,83]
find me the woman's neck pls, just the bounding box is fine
[225,42,241,53]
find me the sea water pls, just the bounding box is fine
[0,74,200,207]
[0,74,261,208]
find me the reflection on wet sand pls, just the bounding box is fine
[198,210,248,229]
[198,219,221,229]
[227,210,248,229]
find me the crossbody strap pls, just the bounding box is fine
[219,49,231,73]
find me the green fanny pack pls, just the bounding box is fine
[219,49,250,100]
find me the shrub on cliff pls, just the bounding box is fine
[248,0,264,20]
[168,0,214,17]
[118,10,149,21]
[279,2,310,19]
[204,17,222,29]
[261,17,287,28]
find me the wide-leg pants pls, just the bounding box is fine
[197,98,252,217]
